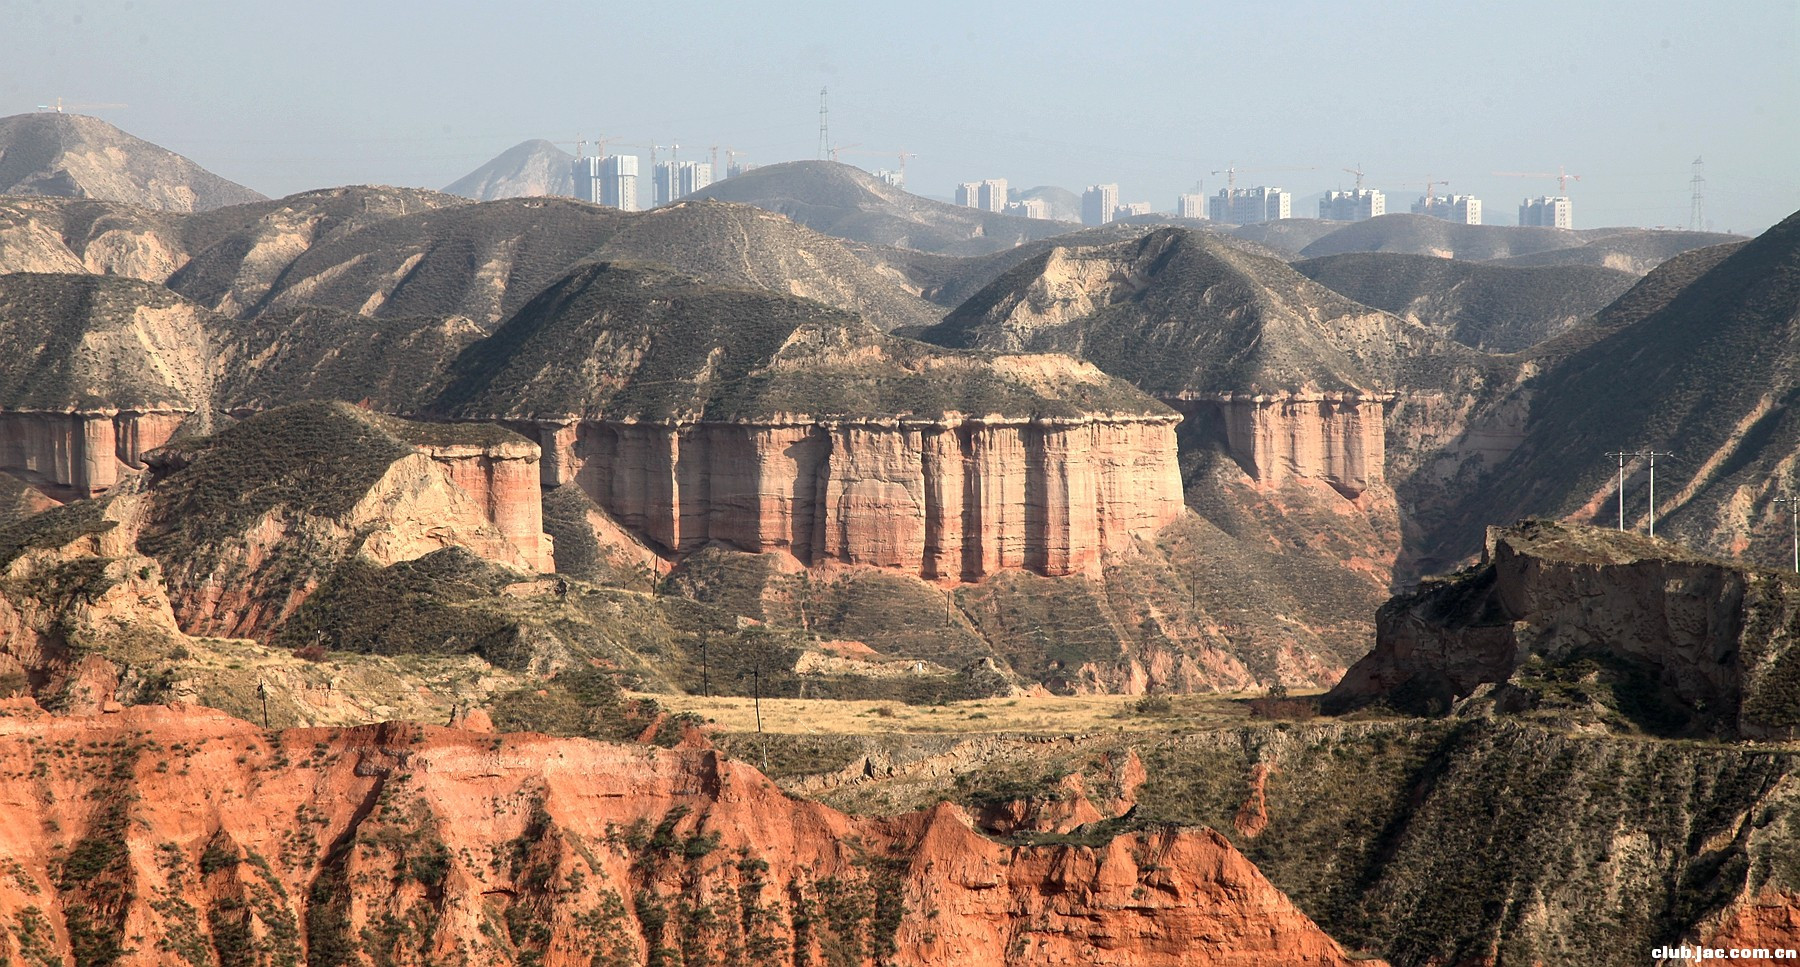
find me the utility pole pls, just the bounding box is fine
[1605,450,1632,530]
[1644,450,1676,537]
[700,634,710,698]
[1776,496,1800,572]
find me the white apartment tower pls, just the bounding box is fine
[978,179,1008,213]
[1411,194,1483,225]
[1519,195,1573,229]
[1082,184,1119,226]
[653,161,712,206]
[1319,188,1386,221]
[955,182,981,207]
[1177,193,1207,219]
[1006,198,1050,219]
[1209,186,1291,224]
[574,155,640,211]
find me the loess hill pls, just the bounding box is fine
[1294,251,1639,352]
[0,112,265,212]
[441,137,577,199]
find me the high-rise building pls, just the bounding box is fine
[574,155,640,211]
[875,169,903,188]
[1411,193,1482,224]
[653,161,712,206]
[573,157,603,203]
[602,155,639,211]
[1006,198,1050,219]
[978,179,1008,213]
[1114,201,1152,219]
[726,160,754,179]
[1082,184,1119,226]
[1319,188,1386,221]
[955,182,981,207]
[1177,193,1207,219]
[1208,186,1291,224]
[1518,195,1573,229]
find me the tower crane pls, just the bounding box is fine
[1493,165,1581,195]
[1422,179,1450,209]
[1344,164,1366,190]
[827,143,861,163]
[1210,163,1317,193]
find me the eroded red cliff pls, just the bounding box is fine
[0,704,1381,966]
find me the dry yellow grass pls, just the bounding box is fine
[632,689,1326,735]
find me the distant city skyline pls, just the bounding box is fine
[3,0,1794,232]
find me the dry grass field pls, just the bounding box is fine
[634,689,1328,735]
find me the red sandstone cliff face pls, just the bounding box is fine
[532,415,1186,581]
[1203,393,1391,498]
[0,704,1381,966]
[0,409,188,499]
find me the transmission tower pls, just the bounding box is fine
[818,87,830,161]
[1689,157,1706,231]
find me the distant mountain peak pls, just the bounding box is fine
[0,112,264,212]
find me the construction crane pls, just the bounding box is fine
[827,142,861,163]
[1210,163,1317,193]
[1422,178,1450,208]
[1494,165,1581,195]
[37,98,127,114]
[1344,164,1366,190]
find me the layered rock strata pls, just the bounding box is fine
[1188,392,1392,498]
[527,415,1184,579]
[1324,519,1800,738]
[0,704,1381,966]
[415,437,551,572]
[0,408,188,498]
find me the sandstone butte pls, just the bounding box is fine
[0,702,1383,966]
[526,411,1185,581]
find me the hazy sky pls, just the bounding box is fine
[3,0,1795,232]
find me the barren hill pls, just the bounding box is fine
[690,160,1075,256]
[0,112,264,211]
[1294,252,1638,352]
[442,137,577,199]
[1295,213,1740,273]
[921,227,1462,395]
[1421,210,1800,568]
[1296,212,1588,261]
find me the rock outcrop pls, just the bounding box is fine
[437,261,1185,580]
[1182,391,1392,498]
[0,704,1380,966]
[138,404,551,636]
[1324,520,1800,738]
[0,273,224,498]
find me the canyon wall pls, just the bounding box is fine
[416,438,553,572]
[0,704,1380,967]
[528,415,1185,580]
[1324,519,1800,738]
[0,409,188,499]
[1190,393,1392,498]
